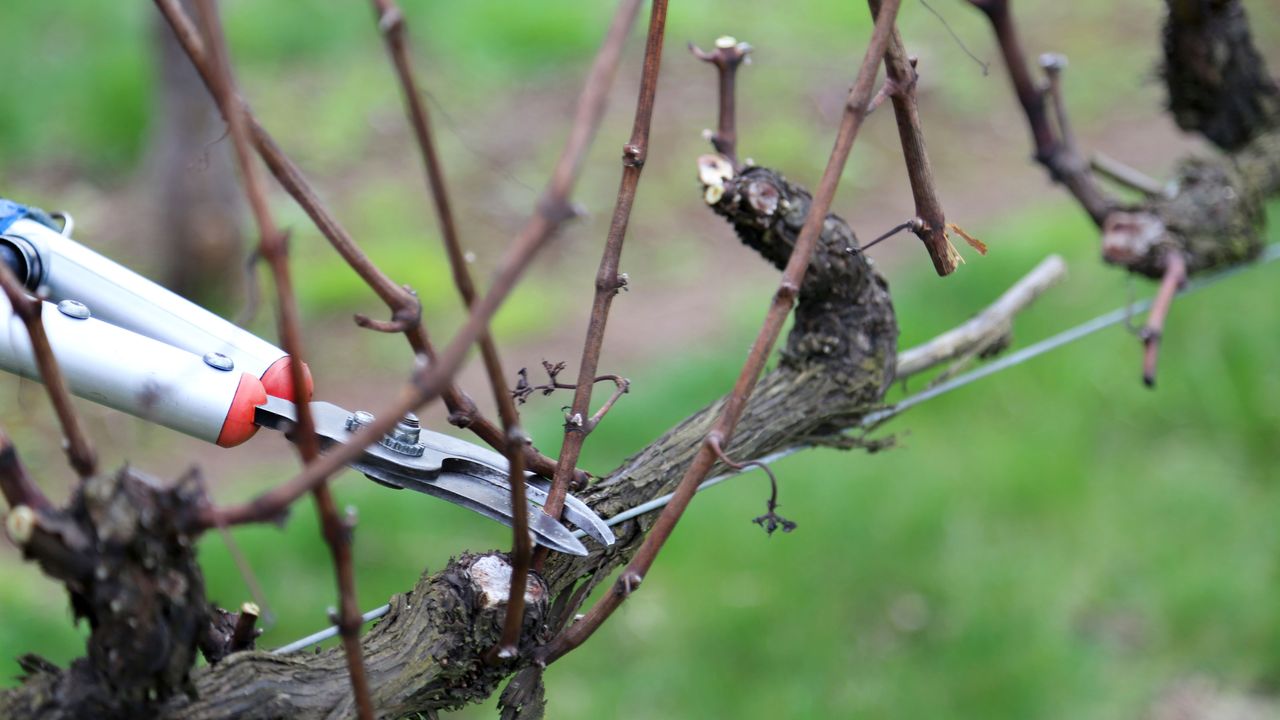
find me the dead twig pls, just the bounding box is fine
[512,361,571,403]
[538,0,905,665]
[585,376,631,431]
[192,2,372,715]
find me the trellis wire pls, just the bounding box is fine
[274,244,1279,655]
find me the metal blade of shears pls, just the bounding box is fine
[348,459,587,556]
[443,456,615,548]
[253,397,612,555]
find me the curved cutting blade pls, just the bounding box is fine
[255,397,605,555]
[444,458,615,548]
[354,462,589,556]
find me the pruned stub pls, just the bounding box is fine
[696,158,898,401]
[1102,156,1265,279]
[467,553,547,611]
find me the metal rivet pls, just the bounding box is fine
[345,410,375,433]
[56,299,90,320]
[203,352,234,371]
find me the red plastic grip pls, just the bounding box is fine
[260,356,314,403]
[216,372,268,448]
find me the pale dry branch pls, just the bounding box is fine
[896,254,1067,379]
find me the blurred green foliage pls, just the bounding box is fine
[0,0,1278,718]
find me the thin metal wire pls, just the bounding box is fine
[273,245,1279,654]
[866,243,1280,423]
[275,606,392,655]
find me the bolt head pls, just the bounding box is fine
[56,299,90,320]
[202,352,235,371]
[345,410,375,433]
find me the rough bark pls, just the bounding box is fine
[0,468,211,720]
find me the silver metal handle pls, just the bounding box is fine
[5,217,286,378]
[0,293,252,444]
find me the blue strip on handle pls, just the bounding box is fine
[0,199,30,234]
[0,198,59,235]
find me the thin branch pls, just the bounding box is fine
[585,375,630,431]
[194,0,647,531]
[866,75,904,114]
[488,427,530,662]
[0,427,51,512]
[364,0,535,659]
[538,0,905,665]
[869,3,960,276]
[1090,152,1167,197]
[1140,250,1187,388]
[512,361,570,403]
[896,254,1068,378]
[690,36,752,168]
[211,521,273,624]
[537,0,669,568]
[967,0,1117,225]
[191,2,372,716]
[1039,54,1077,157]
[539,0,648,221]
[0,264,96,480]
[151,0,566,486]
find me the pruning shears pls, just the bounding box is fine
[0,199,613,556]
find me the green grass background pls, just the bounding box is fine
[0,1,1278,718]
